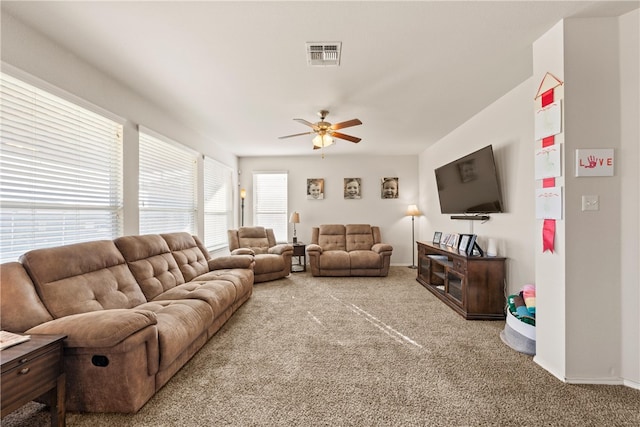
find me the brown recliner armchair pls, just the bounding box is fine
[307,224,393,277]
[227,227,294,283]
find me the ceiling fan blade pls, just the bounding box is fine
[278,131,314,139]
[331,132,361,143]
[330,118,362,131]
[293,118,319,130]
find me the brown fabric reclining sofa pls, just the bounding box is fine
[0,232,254,413]
[306,224,393,277]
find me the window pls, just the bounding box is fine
[139,129,197,235]
[253,172,288,242]
[203,156,233,251]
[0,73,123,263]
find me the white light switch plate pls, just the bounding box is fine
[582,195,599,211]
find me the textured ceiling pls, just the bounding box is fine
[2,1,637,157]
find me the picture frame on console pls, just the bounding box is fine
[467,234,480,255]
[458,234,473,253]
[433,231,442,244]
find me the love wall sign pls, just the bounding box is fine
[575,149,614,177]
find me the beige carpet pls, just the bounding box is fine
[4,267,640,426]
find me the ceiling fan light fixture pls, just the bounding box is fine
[313,133,334,148]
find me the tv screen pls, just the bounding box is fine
[434,145,504,214]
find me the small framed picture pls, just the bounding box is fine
[381,177,399,199]
[458,234,472,253]
[450,233,460,248]
[344,178,362,199]
[468,234,481,255]
[307,178,324,200]
[433,231,442,244]
[442,233,451,246]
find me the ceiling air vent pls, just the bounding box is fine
[306,42,342,67]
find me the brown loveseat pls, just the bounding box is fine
[0,232,254,413]
[306,224,393,277]
[227,227,293,283]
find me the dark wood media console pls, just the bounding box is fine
[416,241,506,320]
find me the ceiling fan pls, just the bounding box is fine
[278,110,362,150]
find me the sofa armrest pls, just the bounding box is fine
[372,243,393,254]
[231,247,254,256]
[268,243,293,255]
[209,254,255,270]
[26,309,157,348]
[306,244,323,254]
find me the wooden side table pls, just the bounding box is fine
[1,334,67,427]
[291,243,306,272]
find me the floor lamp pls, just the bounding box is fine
[406,204,421,269]
[240,188,246,226]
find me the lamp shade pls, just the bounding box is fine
[312,133,334,148]
[406,204,421,216]
[289,212,300,223]
[240,188,246,199]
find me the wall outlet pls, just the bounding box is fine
[582,195,599,211]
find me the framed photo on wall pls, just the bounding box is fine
[307,178,324,200]
[381,177,399,199]
[344,178,361,199]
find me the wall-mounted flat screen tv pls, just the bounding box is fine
[434,145,504,214]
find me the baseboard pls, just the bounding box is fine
[534,356,640,389]
[564,377,624,386]
[623,378,640,390]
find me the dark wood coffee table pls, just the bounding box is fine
[1,334,67,427]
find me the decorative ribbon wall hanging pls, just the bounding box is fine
[535,72,563,253]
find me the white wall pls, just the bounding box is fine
[563,16,623,383]
[531,19,567,383]
[238,155,419,265]
[418,79,536,294]
[618,9,639,388]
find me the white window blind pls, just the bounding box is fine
[253,172,288,242]
[203,156,232,250]
[0,73,123,263]
[139,130,197,235]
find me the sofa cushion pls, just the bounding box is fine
[136,299,213,370]
[349,250,382,269]
[318,250,350,270]
[254,253,286,275]
[161,232,209,282]
[193,269,254,302]
[317,224,346,251]
[115,234,185,301]
[346,224,374,251]
[20,241,147,318]
[237,227,270,254]
[151,280,237,319]
[0,262,54,332]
